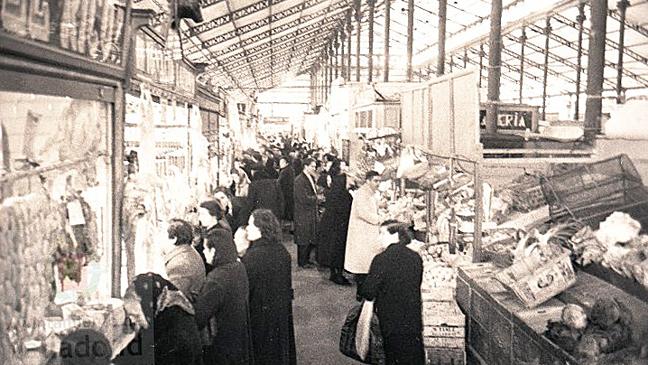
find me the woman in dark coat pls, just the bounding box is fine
[114,273,203,365]
[193,222,253,365]
[316,163,353,285]
[358,221,425,365]
[247,176,284,220]
[241,209,297,365]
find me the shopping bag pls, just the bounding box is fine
[339,301,386,365]
[356,300,374,360]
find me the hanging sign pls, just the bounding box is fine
[479,104,539,132]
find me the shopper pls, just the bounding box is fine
[358,221,424,365]
[196,200,233,274]
[247,171,284,220]
[214,187,250,233]
[162,219,205,303]
[317,161,353,285]
[344,170,384,298]
[114,273,203,365]
[240,209,297,365]
[193,218,253,365]
[278,156,295,223]
[293,157,319,268]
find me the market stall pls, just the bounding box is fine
[456,153,648,364]
[0,0,132,362]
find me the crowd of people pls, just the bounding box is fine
[110,135,426,365]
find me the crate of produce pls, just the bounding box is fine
[497,252,576,308]
[499,174,547,213]
[421,287,455,302]
[425,347,466,365]
[423,325,465,338]
[423,336,464,348]
[423,301,465,327]
[540,154,648,231]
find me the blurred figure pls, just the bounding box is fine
[317,162,353,285]
[114,273,203,365]
[278,156,295,224]
[241,210,296,365]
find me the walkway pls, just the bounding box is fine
[282,235,359,365]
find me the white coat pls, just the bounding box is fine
[344,184,383,274]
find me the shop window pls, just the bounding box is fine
[0,90,113,353]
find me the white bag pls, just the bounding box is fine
[355,300,374,361]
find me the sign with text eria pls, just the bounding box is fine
[479,104,539,132]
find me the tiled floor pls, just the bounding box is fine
[282,235,360,365]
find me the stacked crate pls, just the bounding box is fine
[421,265,467,365]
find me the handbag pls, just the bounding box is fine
[339,301,386,365]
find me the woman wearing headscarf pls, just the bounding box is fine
[358,220,424,365]
[114,273,203,365]
[316,161,353,285]
[240,209,297,365]
[193,216,253,365]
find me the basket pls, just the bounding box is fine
[540,154,648,231]
[501,176,547,213]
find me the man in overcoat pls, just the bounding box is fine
[277,156,295,223]
[293,157,319,268]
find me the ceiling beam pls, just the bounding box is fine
[213,16,343,63]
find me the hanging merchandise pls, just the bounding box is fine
[138,86,157,181]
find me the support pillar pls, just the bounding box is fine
[519,27,526,103]
[437,0,447,76]
[406,0,414,81]
[575,2,586,120]
[584,0,608,140]
[485,0,503,135]
[542,18,552,121]
[368,0,376,83]
[331,42,336,83]
[463,48,468,68]
[479,44,484,88]
[341,28,346,80]
[383,0,391,82]
[616,0,630,104]
[355,0,362,82]
[328,44,333,97]
[346,10,352,81]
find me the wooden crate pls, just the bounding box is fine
[424,336,465,348]
[423,325,465,338]
[425,347,466,365]
[423,301,456,313]
[423,302,466,327]
[422,287,455,302]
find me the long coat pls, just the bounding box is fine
[241,237,297,365]
[194,226,252,365]
[344,184,383,274]
[278,165,295,221]
[164,244,205,303]
[316,175,352,268]
[248,178,284,220]
[293,173,318,246]
[358,244,423,337]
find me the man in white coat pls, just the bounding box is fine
[344,170,384,300]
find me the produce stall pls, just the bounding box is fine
[458,154,648,364]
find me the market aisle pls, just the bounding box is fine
[282,235,359,365]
